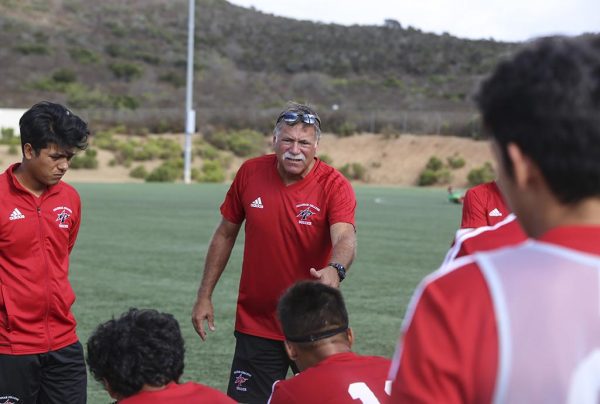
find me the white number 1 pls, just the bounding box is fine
[348,381,392,404]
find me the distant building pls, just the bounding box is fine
[0,108,27,135]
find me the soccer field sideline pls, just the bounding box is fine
[68,183,461,402]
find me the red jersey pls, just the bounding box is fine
[268,352,391,404]
[442,214,527,266]
[389,226,600,403]
[221,154,356,340]
[0,164,81,354]
[460,181,510,228]
[118,381,234,403]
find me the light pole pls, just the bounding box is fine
[183,0,195,184]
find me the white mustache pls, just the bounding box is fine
[283,151,306,161]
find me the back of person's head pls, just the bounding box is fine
[278,281,349,346]
[475,35,600,204]
[274,101,322,140]
[19,101,89,155]
[86,308,185,398]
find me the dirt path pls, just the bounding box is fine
[0,133,494,187]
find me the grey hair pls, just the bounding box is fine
[273,102,321,141]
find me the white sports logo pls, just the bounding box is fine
[9,208,25,221]
[489,208,503,217]
[250,197,264,209]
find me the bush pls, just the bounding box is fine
[418,169,438,186]
[339,162,367,181]
[8,144,19,155]
[69,149,99,169]
[1,128,20,145]
[108,62,143,81]
[425,156,443,171]
[69,48,100,64]
[198,160,226,182]
[145,159,183,182]
[205,129,265,157]
[52,69,77,84]
[447,154,466,169]
[467,162,495,186]
[129,165,148,179]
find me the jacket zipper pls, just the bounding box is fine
[37,203,53,351]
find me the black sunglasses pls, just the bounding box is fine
[276,112,321,128]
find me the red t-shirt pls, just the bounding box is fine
[268,352,391,404]
[460,181,510,228]
[118,382,234,403]
[221,155,356,340]
[443,214,528,265]
[389,226,600,403]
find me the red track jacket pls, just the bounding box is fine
[0,163,81,354]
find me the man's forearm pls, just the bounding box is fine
[197,222,240,299]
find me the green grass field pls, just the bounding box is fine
[68,183,462,402]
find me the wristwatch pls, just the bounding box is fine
[328,262,346,282]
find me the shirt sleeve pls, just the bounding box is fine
[460,188,487,228]
[220,166,246,224]
[327,175,356,227]
[389,264,497,403]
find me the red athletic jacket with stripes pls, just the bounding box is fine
[0,163,81,354]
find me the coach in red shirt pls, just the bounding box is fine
[390,36,600,403]
[192,102,357,403]
[461,180,511,229]
[268,281,390,404]
[0,102,89,402]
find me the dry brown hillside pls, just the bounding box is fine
[0,133,494,187]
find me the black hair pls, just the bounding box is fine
[86,308,185,398]
[277,281,348,344]
[475,35,600,204]
[19,101,89,155]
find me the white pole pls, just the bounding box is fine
[183,0,195,184]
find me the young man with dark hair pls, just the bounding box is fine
[268,281,390,404]
[192,102,357,403]
[389,35,600,403]
[87,308,234,403]
[0,101,89,403]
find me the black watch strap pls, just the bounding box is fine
[328,262,346,282]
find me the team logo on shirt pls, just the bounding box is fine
[0,395,20,403]
[53,206,73,229]
[296,203,321,225]
[233,370,252,392]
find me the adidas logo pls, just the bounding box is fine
[489,208,503,217]
[9,208,25,221]
[250,197,264,209]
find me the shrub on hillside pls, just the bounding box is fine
[145,159,183,182]
[205,129,265,157]
[447,154,466,169]
[425,156,443,171]
[129,165,148,179]
[197,160,225,183]
[467,162,495,186]
[70,149,99,169]
[418,169,438,186]
[339,162,367,181]
[108,62,143,81]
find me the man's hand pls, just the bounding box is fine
[192,297,216,341]
[310,266,340,288]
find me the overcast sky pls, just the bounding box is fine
[227,0,599,42]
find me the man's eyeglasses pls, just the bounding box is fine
[276,112,321,128]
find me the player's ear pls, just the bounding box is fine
[23,143,35,160]
[284,340,297,361]
[507,142,538,190]
[346,327,354,348]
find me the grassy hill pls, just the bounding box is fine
[0,0,516,135]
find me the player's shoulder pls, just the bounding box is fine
[313,159,352,188]
[55,181,81,201]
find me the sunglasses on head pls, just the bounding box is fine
[276,112,321,128]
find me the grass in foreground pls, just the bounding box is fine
[68,183,461,402]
